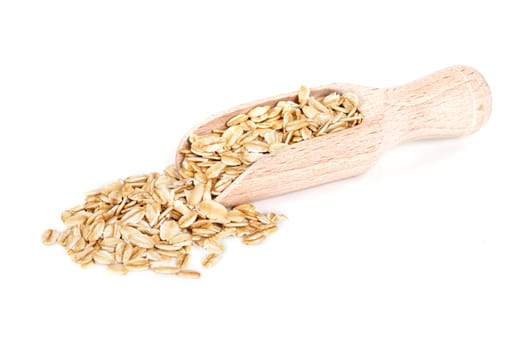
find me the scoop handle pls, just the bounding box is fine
[381,65,492,149]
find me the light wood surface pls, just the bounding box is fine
[176,66,491,207]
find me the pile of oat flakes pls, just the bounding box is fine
[42,86,362,278]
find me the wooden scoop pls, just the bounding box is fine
[176,65,491,207]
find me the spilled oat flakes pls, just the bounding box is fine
[42,86,363,278]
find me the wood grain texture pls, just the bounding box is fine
[176,66,491,207]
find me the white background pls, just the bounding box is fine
[1,1,523,349]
